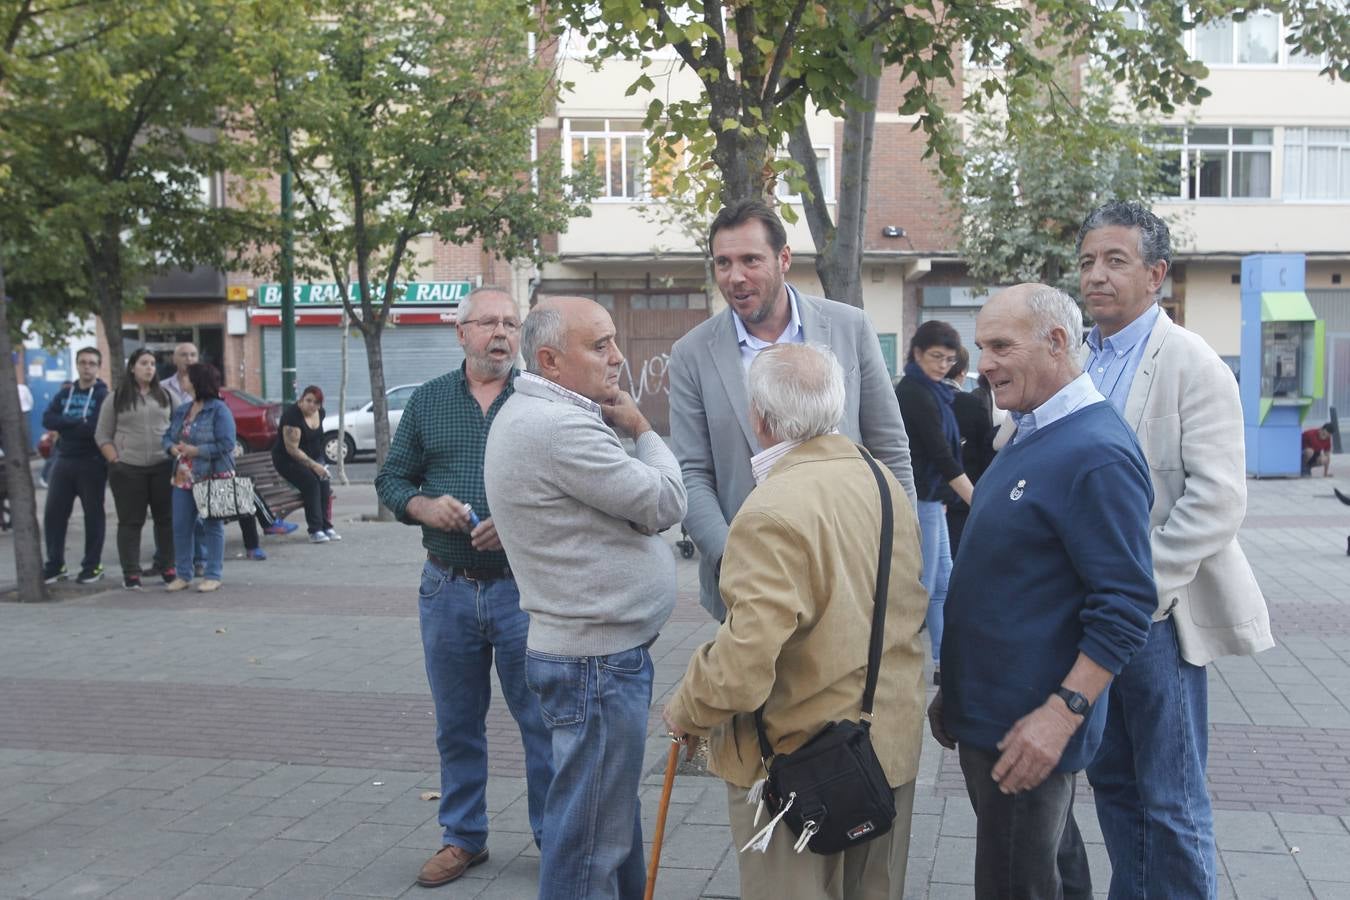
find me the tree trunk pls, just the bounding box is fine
[793,55,880,308]
[360,323,393,521]
[99,293,126,385]
[0,241,48,601]
[93,228,127,385]
[335,305,349,486]
[712,113,772,205]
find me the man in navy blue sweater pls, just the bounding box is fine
[928,284,1155,900]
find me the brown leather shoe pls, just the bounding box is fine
[416,844,488,888]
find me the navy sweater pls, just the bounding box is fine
[942,401,1155,773]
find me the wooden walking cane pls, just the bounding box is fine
[644,738,683,900]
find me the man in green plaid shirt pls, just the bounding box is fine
[375,287,553,889]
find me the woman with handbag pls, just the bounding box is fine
[163,363,237,593]
[95,349,176,590]
[271,384,339,544]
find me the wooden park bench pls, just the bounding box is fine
[234,452,305,524]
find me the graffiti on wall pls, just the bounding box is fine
[618,352,672,404]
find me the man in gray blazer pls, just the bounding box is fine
[670,199,915,620]
[1070,201,1273,899]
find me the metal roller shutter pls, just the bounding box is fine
[261,325,465,408]
[1307,289,1350,425]
[919,308,981,362]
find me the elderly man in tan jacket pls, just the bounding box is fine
[664,342,927,900]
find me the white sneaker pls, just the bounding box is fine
[324,529,342,541]
[309,531,330,543]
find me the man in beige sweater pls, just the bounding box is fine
[665,343,928,900]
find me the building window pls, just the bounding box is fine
[1283,128,1350,201]
[774,147,834,204]
[1191,12,1325,67]
[1157,127,1273,199]
[564,118,645,200]
[561,118,686,201]
[630,292,708,310]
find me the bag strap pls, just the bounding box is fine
[857,446,893,718]
[753,444,894,762]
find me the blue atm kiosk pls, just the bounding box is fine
[1240,253,1325,477]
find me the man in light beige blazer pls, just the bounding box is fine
[1069,201,1273,900]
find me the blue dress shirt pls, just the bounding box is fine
[1011,373,1105,445]
[1085,304,1161,413]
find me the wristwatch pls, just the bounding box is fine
[1054,687,1091,717]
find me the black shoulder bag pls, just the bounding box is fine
[746,447,897,856]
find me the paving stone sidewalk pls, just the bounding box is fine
[0,471,1348,898]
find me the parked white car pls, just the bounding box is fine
[321,383,420,463]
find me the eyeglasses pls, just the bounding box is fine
[923,349,958,366]
[461,318,521,334]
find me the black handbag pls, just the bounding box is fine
[746,447,897,856]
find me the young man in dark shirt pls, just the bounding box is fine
[41,347,110,583]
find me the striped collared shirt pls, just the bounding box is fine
[750,439,806,484]
[514,372,603,418]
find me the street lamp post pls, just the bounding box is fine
[280,124,296,404]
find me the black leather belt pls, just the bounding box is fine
[427,553,512,582]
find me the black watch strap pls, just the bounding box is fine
[1055,687,1091,716]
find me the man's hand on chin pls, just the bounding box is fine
[602,391,651,438]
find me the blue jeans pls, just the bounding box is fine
[171,487,224,580]
[917,499,952,665]
[1087,617,1215,899]
[418,563,552,854]
[526,643,653,900]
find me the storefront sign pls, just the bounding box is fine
[257,281,473,307]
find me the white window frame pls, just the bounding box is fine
[1188,11,1328,68]
[1156,126,1274,201]
[1283,127,1350,202]
[561,117,655,202]
[774,146,835,205]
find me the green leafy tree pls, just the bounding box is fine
[0,0,165,601]
[3,0,272,388]
[548,0,1349,306]
[245,0,596,497]
[952,68,1174,296]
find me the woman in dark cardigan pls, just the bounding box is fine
[895,320,973,683]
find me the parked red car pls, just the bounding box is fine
[221,388,281,455]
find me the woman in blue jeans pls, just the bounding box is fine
[894,320,973,683]
[163,363,236,593]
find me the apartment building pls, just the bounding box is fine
[541,13,1350,431]
[88,11,1346,434]
[539,38,961,432]
[1150,12,1350,424]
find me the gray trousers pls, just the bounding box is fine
[726,779,915,900]
[959,743,1083,900]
